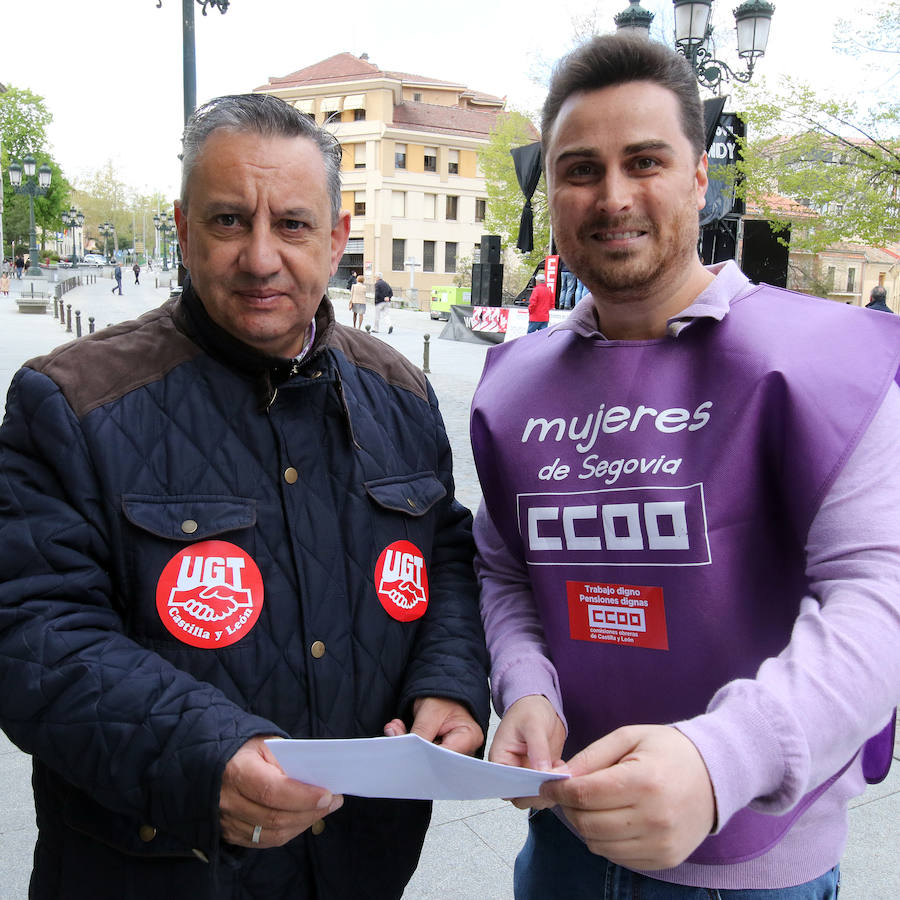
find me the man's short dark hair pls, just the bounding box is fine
[870,285,888,303]
[180,93,343,224]
[542,34,705,161]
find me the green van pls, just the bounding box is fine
[430,285,471,320]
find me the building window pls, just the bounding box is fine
[424,147,437,173]
[448,149,459,175]
[353,143,366,169]
[847,268,856,292]
[353,108,366,121]
[424,194,436,219]
[354,191,366,217]
[395,143,407,170]
[392,191,406,218]
[827,266,835,289]
[445,241,457,273]
[392,239,406,272]
[475,198,486,222]
[423,241,435,273]
[446,195,458,220]
[413,92,422,102]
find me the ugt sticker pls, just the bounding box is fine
[374,540,429,622]
[567,580,668,650]
[155,540,264,649]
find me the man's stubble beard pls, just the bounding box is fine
[558,204,701,301]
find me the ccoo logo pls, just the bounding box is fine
[374,540,429,622]
[155,540,264,649]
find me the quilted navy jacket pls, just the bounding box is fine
[0,282,490,899]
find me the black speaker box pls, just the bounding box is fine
[482,235,501,264]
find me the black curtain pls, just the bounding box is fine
[510,142,543,253]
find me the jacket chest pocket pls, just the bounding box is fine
[118,494,258,645]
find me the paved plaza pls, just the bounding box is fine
[0,273,896,898]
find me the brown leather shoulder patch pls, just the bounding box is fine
[329,324,428,402]
[27,304,201,419]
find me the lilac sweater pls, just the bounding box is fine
[474,262,900,889]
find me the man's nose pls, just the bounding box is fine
[594,169,633,215]
[239,226,280,278]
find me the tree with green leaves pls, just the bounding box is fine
[733,78,900,257]
[1,86,71,257]
[478,110,550,277]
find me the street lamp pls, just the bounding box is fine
[61,207,85,263]
[99,222,115,262]
[8,155,52,277]
[153,212,176,271]
[615,0,776,92]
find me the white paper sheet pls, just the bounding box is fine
[265,733,568,801]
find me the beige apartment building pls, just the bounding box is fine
[254,53,505,300]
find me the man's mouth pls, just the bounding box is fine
[596,230,644,242]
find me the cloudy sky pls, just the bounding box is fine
[3,0,884,201]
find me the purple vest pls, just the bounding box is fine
[472,284,900,863]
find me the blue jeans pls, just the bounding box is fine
[515,810,840,899]
[527,321,549,333]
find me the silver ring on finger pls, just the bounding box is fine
[251,824,262,845]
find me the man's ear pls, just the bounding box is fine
[174,202,189,267]
[695,152,709,211]
[330,211,351,275]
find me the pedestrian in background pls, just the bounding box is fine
[15,255,24,279]
[526,273,554,333]
[373,272,393,334]
[133,262,141,285]
[349,273,367,328]
[866,285,893,313]
[0,272,10,296]
[346,269,358,291]
[112,262,123,295]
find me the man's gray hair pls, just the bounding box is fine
[180,94,343,224]
[871,285,888,303]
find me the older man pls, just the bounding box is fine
[471,35,899,899]
[0,94,489,900]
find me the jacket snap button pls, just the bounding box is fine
[310,370,322,379]
[284,467,299,484]
[138,825,157,842]
[181,519,198,535]
[310,640,326,659]
[406,498,417,509]
[311,819,325,835]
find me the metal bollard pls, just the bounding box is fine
[423,334,431,374]
[59,299,66,325]
[75,311,82,338]
[66,304,72,333]
[53,298,59,319]
[89,316,95,334]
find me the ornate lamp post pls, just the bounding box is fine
[8,155,52,277]
[153,212,175,271]
[99,222,115,262]
[61,207,85,263]
[615,0,776,93]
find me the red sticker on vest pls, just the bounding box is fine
[374,540,429,622]
[567,581,668,650]
[155,541,264,648]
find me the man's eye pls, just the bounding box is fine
[215,214,238,227]
[633,158,658,171]
[568,164,595,179]
[283,219,305,231]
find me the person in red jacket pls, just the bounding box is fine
[527,273,554,333]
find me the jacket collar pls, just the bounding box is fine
[172,275,338,408]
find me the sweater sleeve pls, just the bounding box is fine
[676,381,900,830]
[474,503,567,729]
